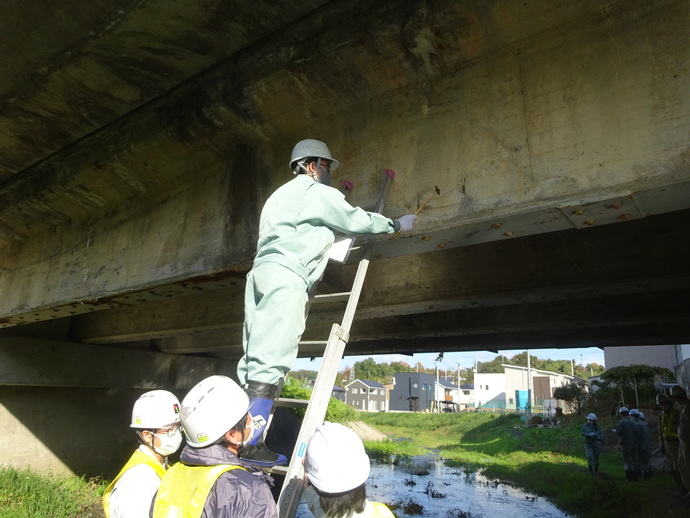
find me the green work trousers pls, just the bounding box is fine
[237,262,309,386]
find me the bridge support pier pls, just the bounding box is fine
[0,336,235,477]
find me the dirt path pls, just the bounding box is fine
[345,420,389,442]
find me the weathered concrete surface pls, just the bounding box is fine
[1,0,688,350]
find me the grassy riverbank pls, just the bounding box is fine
[360,411,686,518]
[0,467,105,518]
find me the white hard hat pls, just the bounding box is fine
[289,139,340,173]
[618,406,629,413]
[587,413,597,420]
[180,375,249,448]
[305,422,370,493]
[629,408,640,416]
[130,390,181,429]
[639,412,645,420]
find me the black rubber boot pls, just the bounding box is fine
[240,380,287,467]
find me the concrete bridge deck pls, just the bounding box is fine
[0,0,688,476]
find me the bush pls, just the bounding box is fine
[280,377,356,422]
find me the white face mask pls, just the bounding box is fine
[153,428,183,457]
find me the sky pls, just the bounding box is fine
[291,346,606,374]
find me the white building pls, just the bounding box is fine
[604,345,678,372]
[474,373,506,410]
[457,383,475,410]
[503,365,586,414]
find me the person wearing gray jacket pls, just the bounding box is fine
[581,413,604,474]
[616,406,641,481]
[630,409,652,480]
[151,376,277,518]
[238,139,418,466]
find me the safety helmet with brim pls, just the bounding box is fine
[180,375,250,448]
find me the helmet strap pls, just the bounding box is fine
[296,159,311,176]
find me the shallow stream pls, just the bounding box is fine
[297,455,571,518]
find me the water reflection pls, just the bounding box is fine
[297,455,571,518]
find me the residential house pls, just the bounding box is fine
[457,383,474,410]
[434,378,459,412]
[331,386,346,402]
[389,372,436,412]
[345,379,387,412]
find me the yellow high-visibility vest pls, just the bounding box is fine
[103,450,167,517]
[152,463,247,518]
[661,410,680,440]
[369,502,396,517]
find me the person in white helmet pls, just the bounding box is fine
[630,409,652,480]
[103,390,182,518]
[581,413,604,474]
[303,422,394,518]
[615,406,641,481]
[238,139,418,466]
[151,375,277,518]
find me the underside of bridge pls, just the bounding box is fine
[1,0,689,365]
[1,0,689,477]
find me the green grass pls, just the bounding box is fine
[0,467,106,518]
[360,411,686,518]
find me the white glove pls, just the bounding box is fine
[396,214,418,232]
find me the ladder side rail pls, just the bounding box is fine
[277,323,350,517]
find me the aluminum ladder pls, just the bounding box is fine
[271,169,395,518]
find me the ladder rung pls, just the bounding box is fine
[265,465,288,477]
[297,340,328,346]
[312,292,351,303]
[275,398,310,409]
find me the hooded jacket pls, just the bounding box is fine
[152,443,277,518]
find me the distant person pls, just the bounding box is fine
[616,406,641,481]
[670,384,690,499]
[657,393,686,496]
[630,409,652,480]
[303,422,395,518]
[151,375,277,518]
[103,390,182,518]
[238,138,417,466]
[581,413,604,474]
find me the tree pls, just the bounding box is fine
[553,383,589,415]
[599,364,674,406]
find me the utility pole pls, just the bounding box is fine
[526,349,532,423]
[473,352,478,409]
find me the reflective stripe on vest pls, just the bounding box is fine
[152,463,247,518]
[103,450,166,517]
